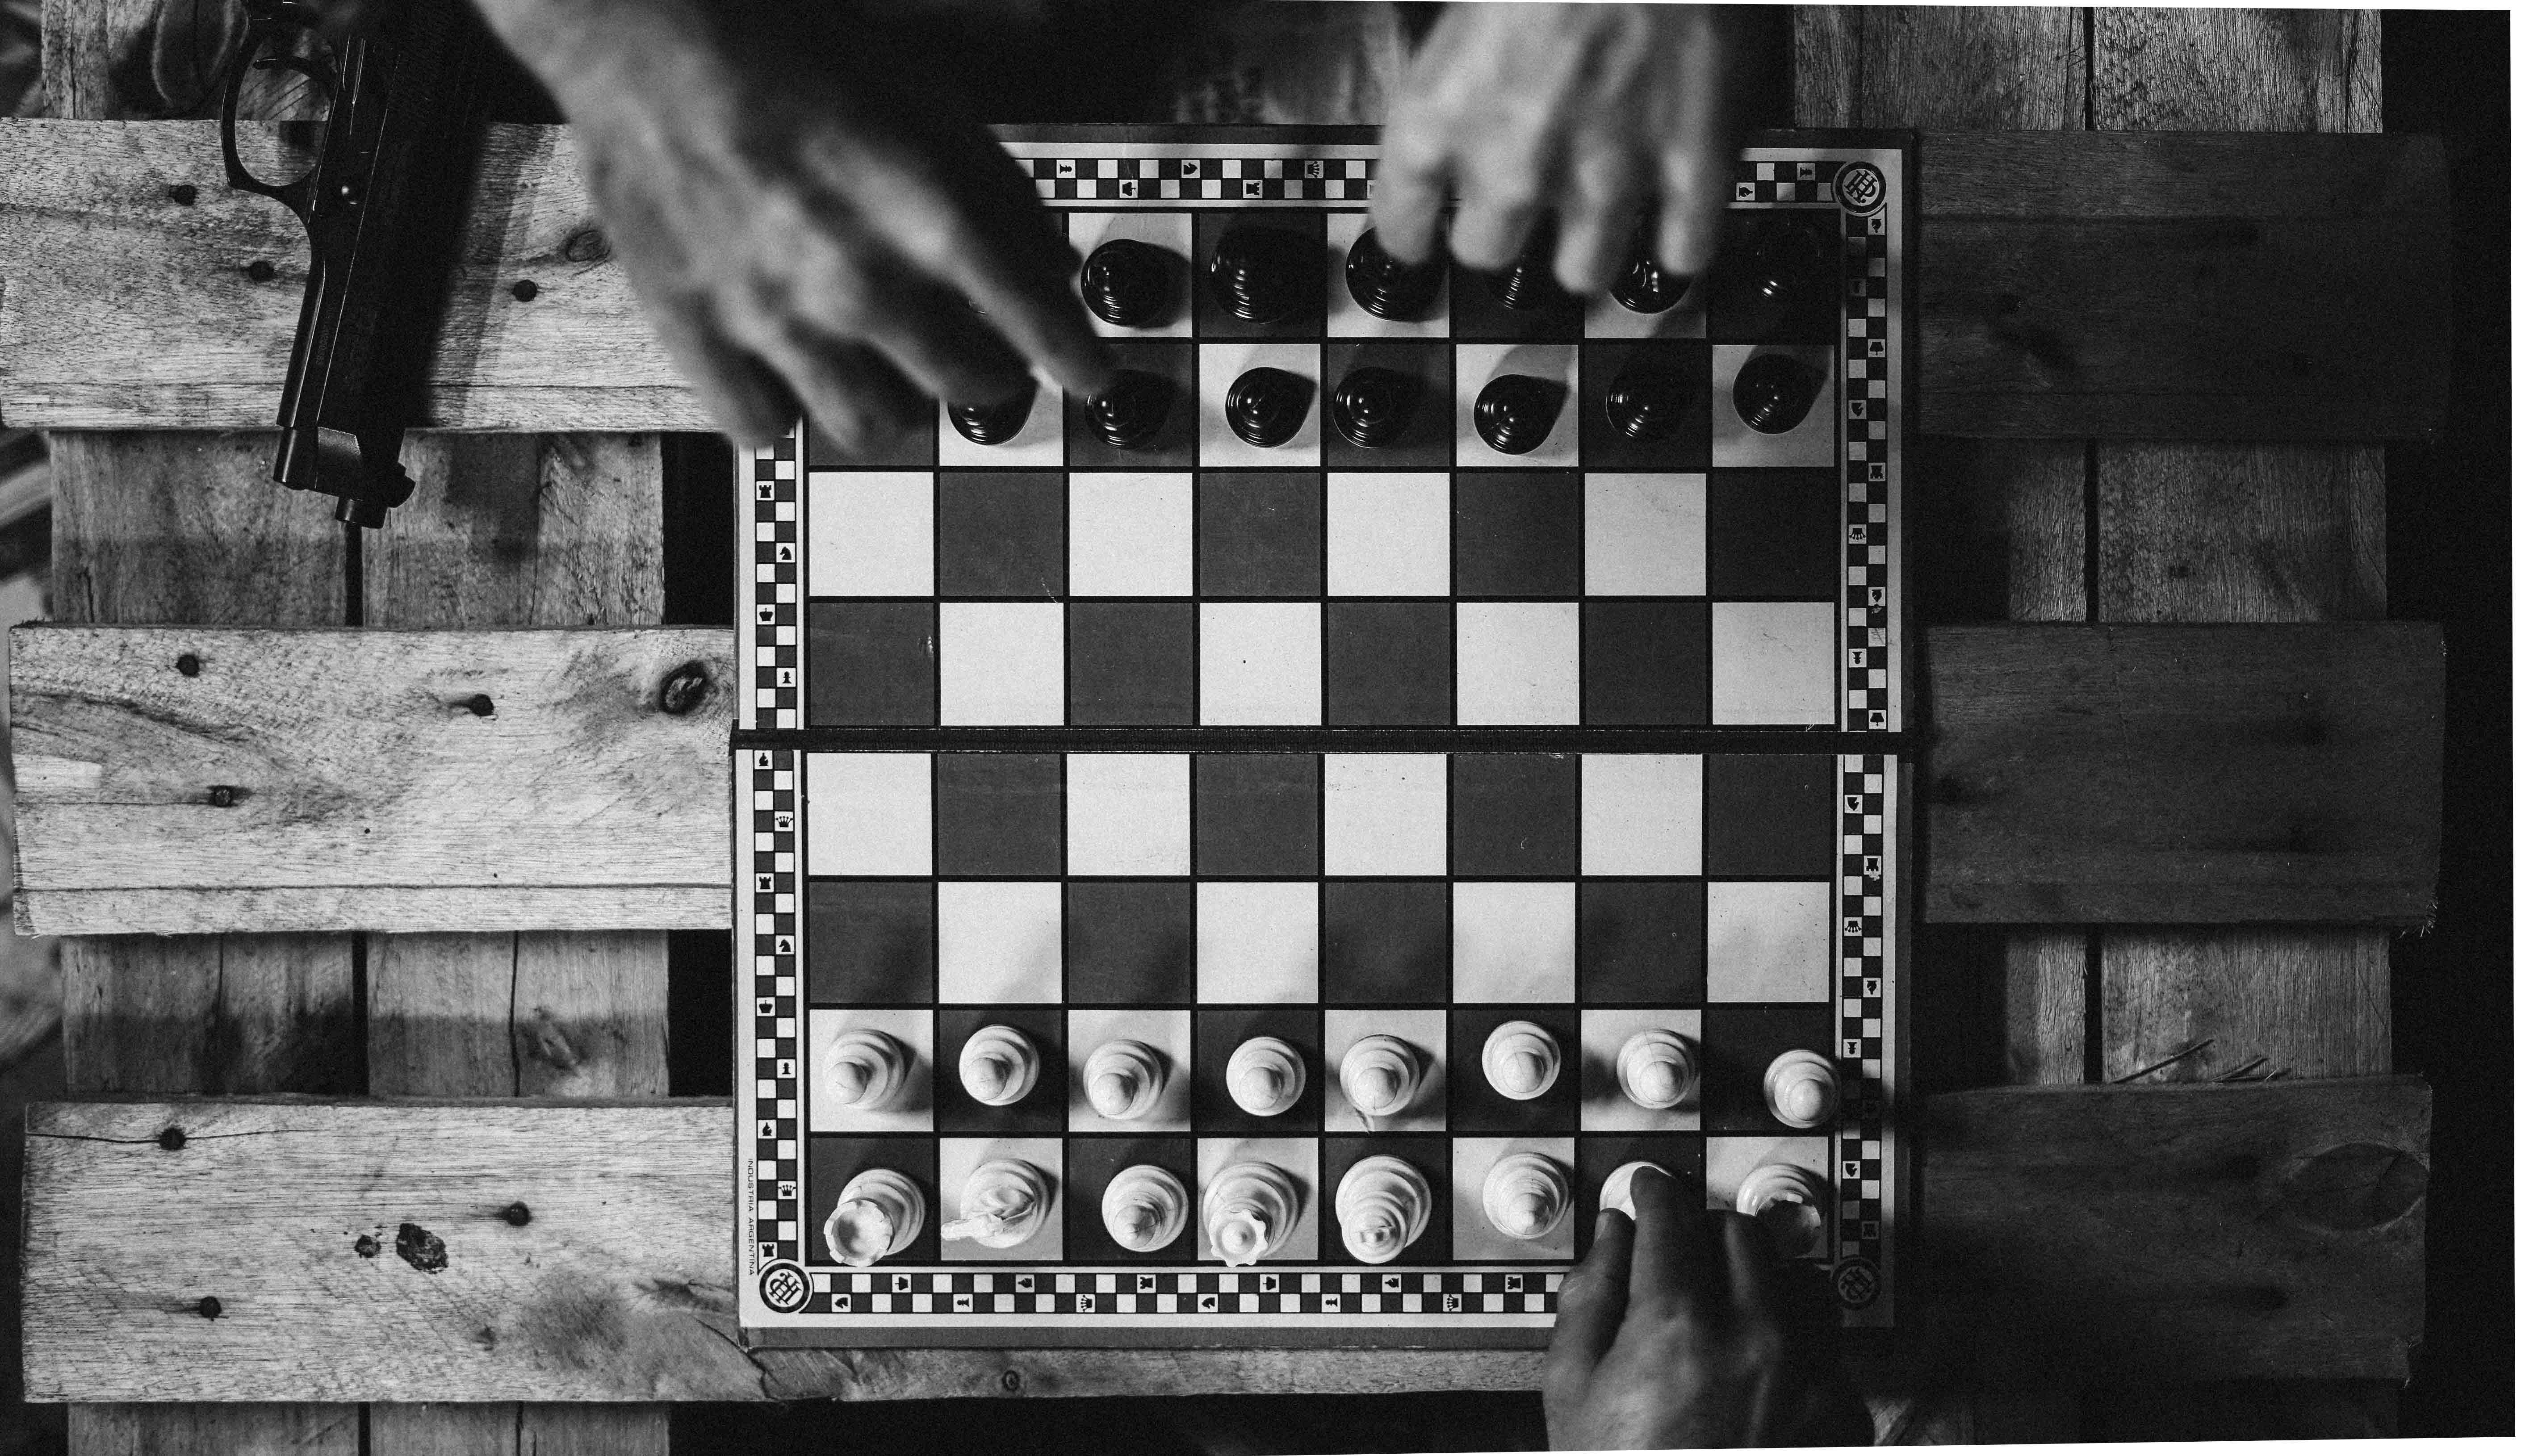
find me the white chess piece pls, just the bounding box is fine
[824,1026,910,1111]
[1101,1164,1190,1254]
[1597,1159,1671,1219]
[1225,1036,1308,1117]
[1339,1034,1424,1119]
[1763,1048,1839,1129]
[1335,1155,1432,1264]
[1202,1160,1302,1267]
[1483,1020,1562,1100]
[958,1024,1040,1107]
[1483,1151,1572,1242]
[939,1157,1053,1249]
[1616,1028,1698,1110]
[1083,1038,1168,1121]
[822,1167,924,1267]
[1735,1163,1829,1259]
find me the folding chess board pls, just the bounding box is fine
[737,126,1906,1347]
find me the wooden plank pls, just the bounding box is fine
[25,886,726,937]
[2098,443,2387,622]
[2094,8,2382,133]
[66,1405,357,1456]
[0,121,2448,441]
[1923,623,2442,925]
[2101,929,2391,1084]
[1794,7,2086,130]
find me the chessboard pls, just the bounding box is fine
[736,126,1906,1348]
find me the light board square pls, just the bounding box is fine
[1071,473,1193,597]
[1196,882,1320,1004]
[1705,881,1831,1002]
[936,882,1063,1004]
[1325,473,1450,595]
[1451,882,1577,1003]
[1068,753,1192,876]
[1584,473,1706,596]
[1579,754,1702,876]
[1322,753,1448,875]
[1712,601,1837,726]
[804,753,930,875]
[1457,602,1579,724]
[939,602,1065,725]
[1200,602,1322,725]
[805,472,933,597]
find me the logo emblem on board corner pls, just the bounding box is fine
[759,1261,811,1314]
[1835,162,1886,216]
[1832,1258,1881,1309]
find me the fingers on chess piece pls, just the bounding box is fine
[1087,368,1176,450]
[1225,1035,1309,1117]
[1207,225,1323,324]
[1339,1033,1425,1119]
[1609,248,1693,315]
[1490,230,1562,313]
[1226,366,1315,448]
[1202,1159,1303,1267]
[958,1023,1041,1108]
[1482,1151,1572,1242]
[1080,236,1177,328]
[1084,1038,1169,1121]
[1732,351,1826,435]
[1329,365,1423,449]
[1482,1019,1562,1101]
[940,1156,1053,1249]
[1764,1047,1839,1129]
[1101,1163,1191,1254]
[1596,1159,1671,1220]
[824,1027,911,1111]
[1345,227,1445,321]
[1616,1027,1699,1110]
[948,381,1038,446]
[1603,357,1693,443]
[1335,1154,1432,1265]
[824,1167,925,1268]
[1474,373,1565,456]
[1734,1162,1829,1259]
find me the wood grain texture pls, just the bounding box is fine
[365,433,665,630]
[1793,7,2085,130]
[65,1405,356,1456]
[2094,8,2381,132]
[2102,930,2391,1083]
[2098,443,2387,632]
[25,885,728,937]
[47,431,343,626]
[371,1406,669,1456]
[1924,623,2442,925]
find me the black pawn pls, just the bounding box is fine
[1732,353,1823,435]
[1492,233,1562,313]
[1226,366,1315,448]
[1345,229,1445,321]
[1087,368,1176,451]
[1329,366,1423,449]
[948,381,1037,446]
[1208,226,1323,324]
[1603,360,1691,443]
[1474,374,1564,455]
[1079,238,1177,329]
[1611,254,1692,315]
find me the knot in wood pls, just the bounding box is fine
[464,693,495,718]
[206,785,238,809]
[353,1234,380,1258]
[502,1201,532,1226]
[166,184,197,206]
[1000,1369,1022,1393]
[561,227,610,264]
[156,1126,185,1151]
[658,661,713,716]
[174,652,201,677]
[511,279,540,302]
[243,259,277,283]
[195,1296,222,1320]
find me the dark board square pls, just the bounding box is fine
[802,879,935,1004]
[938,472,1065,598]
[1190,209,1330,341]
[1699,1005,1835,1134]
[1325,600,1453,725]
[1318,1135,1453,1265]
[1704,211,1843,345]
[1451,754,1579,876]
[936,753,1062,877]
[1069,602,1196,724]
[1321,339,1453,469]
[1066,337,1196,469]
[1066,1135,1199,1262]
[933,1005,1068,1134]
[1191,1005,1323,1135]
[1706,471,1842,599]
[1454,473,1582,598]
[803,601,935,726]
[1579,599,1709,726]
[804,415,933,471]
[1193,753,1320,878]
[1575,1135,1705,1258]
[1450,256,1584,341]
[1704,755,1834,879]
[1578,880,1706,1005]
[1579,340,1710,471]
[1448,1006,1580,1135]
[1066,881,1194,1004]
[1198,473,1323,598]
[1321,880,1451,1003]
[804,1135,938,1266]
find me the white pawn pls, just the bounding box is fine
[1735,1163,1829,1259]
[1483,1020,1562,1100]
[959,1024,1040,1107]
[1597,1159,1671,1220]
[1483,1152,1572,1242]
[824,1026,910,1111]
[1339,1034,1424,1119]
[1202,1161,1302,1268]
[1335,1155,1432,1265]
[1101,1164,1190,1254]
[1083,1038,1168,1121]
[823,1167,924,1268]
[1616,1028,1698,1110]
[939,1157,1052,1249]
[1763,1049,1839,1129]
[1226,1036,1308,1117]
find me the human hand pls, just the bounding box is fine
[468,0,1113,451]
[1544,1166,1872,1450]
[1372,3,1761,295]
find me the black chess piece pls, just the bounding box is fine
[1473,373,1565,455]
[1079,238,1178,329]
[1491,231,1562,313]
[1207,226,1323,324]
[1603,359,1692,442]
[1329,366,1423,449]
[1087,368,1176,450]
[1732,352,1823,435]
[1610,253,1692,315]
[1713,215,1834,328]
[1344,229,1445,321]
[1226,366,1315,448]
[948,381,1037,446]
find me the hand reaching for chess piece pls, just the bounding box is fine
[1545,1165,1871,1450]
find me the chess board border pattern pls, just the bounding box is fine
[737,128,1908,1348]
